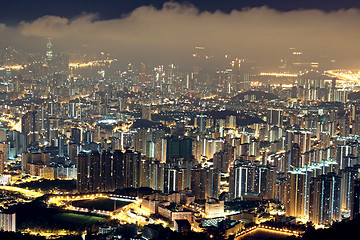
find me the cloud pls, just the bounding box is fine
[2,2,360,68]
[0,24,6,32]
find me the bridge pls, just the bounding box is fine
[235,224,302,239]
[47,193,136,210]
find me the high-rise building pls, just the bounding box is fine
[134,128,148,155]
[21,110,38,149]
[0,151,4,174]
[340,167,360,213]
[284,169,310,220]
[139,159,150,188]
[77,151,89,194]
[45,37,53,68]
[213,142,234,173]
[351,179,360,220]
[265,166,277,200]
[124,150,142,188]
[285,130,311,154]
[191,167,220,200]
[77,149,141,193]
[290,143,301,171]
[195,115,207,133]
[226,115,237,129]
[155,138,167,163]
[336,145,355,170]
[148,161,165,192]
[68,142,79,165]
[71,128,81,144]
[166,136,192,163]
[253,165,270,197]
[309,172,341,226]
[164,167,178,194]
[113,150,126,190]
[88,150,101,193]
[230,58,251,92]
[142,105,152,121]
[229,161,254,199]
[267,109,283,127]
[48,117,59,145]
[100,150,113,192]
[0,212,16,232]
[213,151,230,174]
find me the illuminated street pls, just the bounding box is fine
[0,185,44,198]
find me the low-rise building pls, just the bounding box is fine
[174,219,191,233]
[158,202,193,223]
[205,198,224,217]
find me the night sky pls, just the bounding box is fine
[1,0,360,68]
[1,0,360,24]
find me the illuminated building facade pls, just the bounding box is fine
[309,172,341,226]
[0,212,15,232]
[21,110,38,149]
[351,179,360,220]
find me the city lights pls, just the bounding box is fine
[0,1,360,239]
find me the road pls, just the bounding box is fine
[326,70,360,86]
[0,185,44,198]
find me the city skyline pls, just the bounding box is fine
[1,1,360,240]
[1,1,360,69]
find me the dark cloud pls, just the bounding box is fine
[2,0,360,25]
[1,2,360,69]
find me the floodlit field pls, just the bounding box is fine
[52,213,106,225]
[71,197,131,211]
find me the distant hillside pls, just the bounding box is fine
[130,119,162,129]
[232,91,278,101]
[287,217,360,240]
[205,110,238,119]
[237,115,265,126]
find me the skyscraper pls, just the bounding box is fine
[100,150,113,192]
[229,161,254,199]
[77,149,141,193]
[340,167,359,214]
[71,128,81,144]
[0,212,16,232]
[195,115,207,133]
[21,110,38,149]
[142,104,152,121]
[191,167,220,200]
[267,109,283,127]
[127,150,141,188]
[0,151,4,174]
[284,170,309,219]
[164,167,178,194]
[148,161,165,192]
[89,150,101,193]
[230,58,251,92]
[290,143,301,170]
[113,150,126,190]
[309,173,341,226]
[77,151,101,194]
[45,37,53,68]
[351,179,360,220]
[166,136,192,163]
[76,151,89,194]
